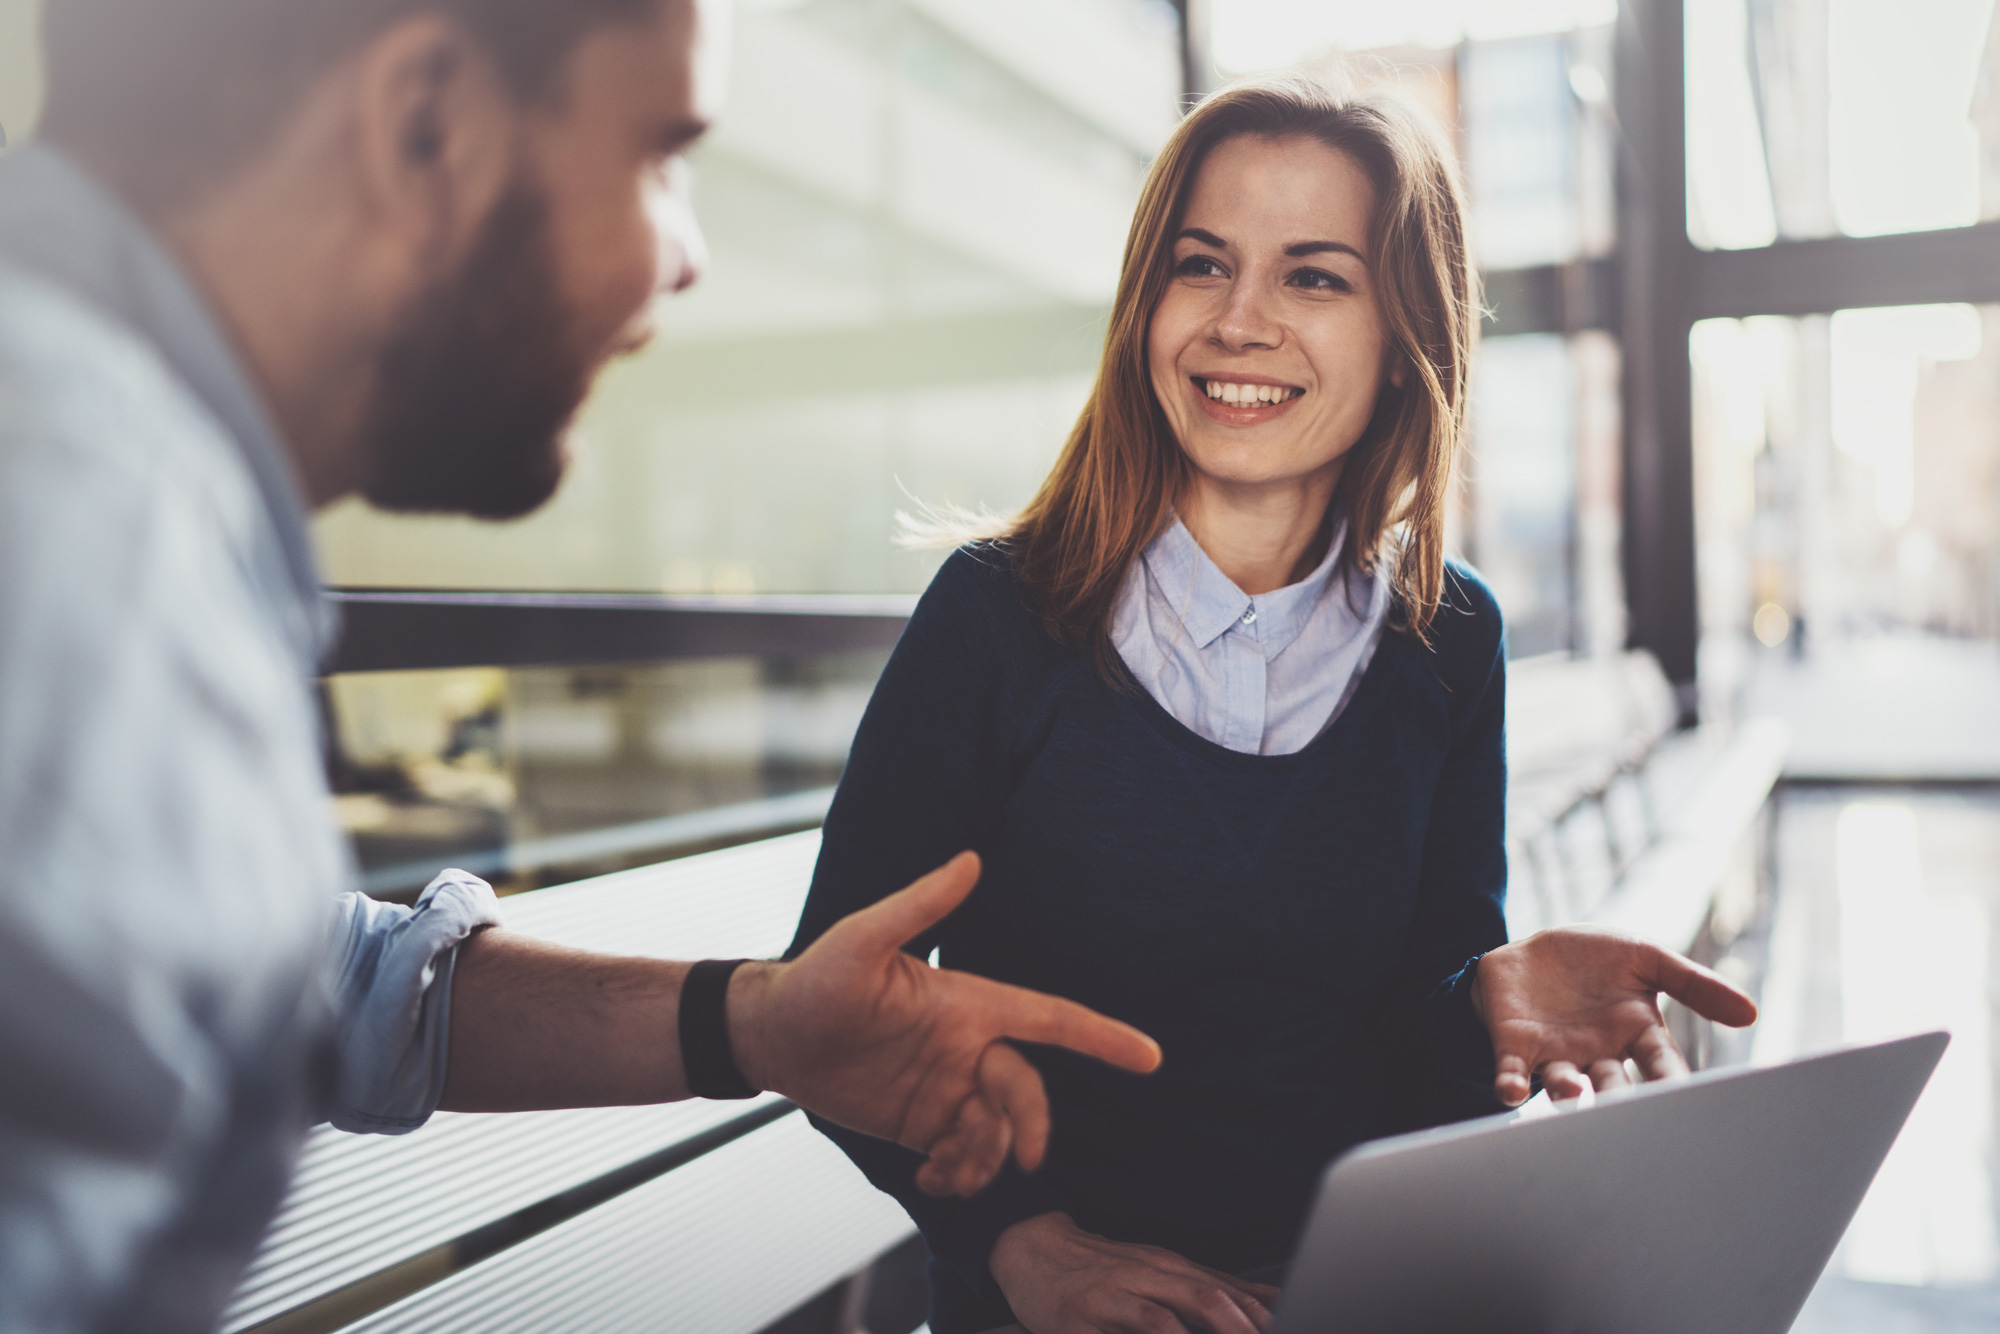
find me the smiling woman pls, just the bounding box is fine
[791,69,1754,1334]
[1004,74,1476,681]
[1150,136,1398,593]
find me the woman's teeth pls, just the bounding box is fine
[1201,380,1300,406]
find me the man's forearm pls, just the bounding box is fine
[430,857,1162,1201]
[439,929,784,1112]
[439,929,696,1111]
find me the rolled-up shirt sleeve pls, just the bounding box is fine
[326,869,503,1134]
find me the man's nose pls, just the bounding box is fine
[658,205,708,296]
[650,167,709,297]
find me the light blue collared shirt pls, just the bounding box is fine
[1110,516,1392,755]
[0,145,501,1333]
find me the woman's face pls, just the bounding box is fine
[1148,133,1393,497]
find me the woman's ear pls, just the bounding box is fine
[1388,356,1409,390]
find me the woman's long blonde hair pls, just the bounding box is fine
[987,72,1477,678]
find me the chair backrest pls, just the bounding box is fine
[1506,649,1677,786]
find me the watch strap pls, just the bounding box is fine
[679,958,759,1099]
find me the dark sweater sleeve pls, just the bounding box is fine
[786,548,1066,1302]
[1373,565,1511,1134]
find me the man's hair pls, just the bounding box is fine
[42,0,661,208]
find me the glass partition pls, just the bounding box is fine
[328,648,891,898]
[1691,300,2000,717]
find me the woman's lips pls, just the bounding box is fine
[1191,376,1305,424]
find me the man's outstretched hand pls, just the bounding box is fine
[1472,927,1759,1106]
[727,853,1162,1197]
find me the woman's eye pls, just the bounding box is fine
[1291,267,1353,293]
[1175,254,1226,279]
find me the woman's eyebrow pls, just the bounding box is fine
[1285,239,1367,262]
[1176,227,1229,248]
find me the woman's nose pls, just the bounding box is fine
[1213,279,1282,351]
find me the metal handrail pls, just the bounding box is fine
[326,588,916,674]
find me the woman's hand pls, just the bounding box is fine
[1472,926,1759,1105]
[990,1212,1281,1334]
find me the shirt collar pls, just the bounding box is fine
[1140,513,1348,656]
[0,145,336,674]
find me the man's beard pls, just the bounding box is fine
[359,178,591,520]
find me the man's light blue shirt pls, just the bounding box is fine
[0,145,501,1333]
[1110,515,1392,755]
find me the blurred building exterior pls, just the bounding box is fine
[1687,0,2000,680]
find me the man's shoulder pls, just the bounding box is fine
[0,261,238,456]
[0,263,261,550]
[0,264,274,654]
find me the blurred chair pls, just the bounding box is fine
[1505,650,1788,1066]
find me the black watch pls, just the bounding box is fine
[678,958,760,1099]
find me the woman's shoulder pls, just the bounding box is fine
[921,540,1028,615]
[1440,556,1503,626]
[907,541,1054,656]
[1418,556,1506,673]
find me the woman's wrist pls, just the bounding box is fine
[990,1211,1078,1292]
[1469,947,1495,1026]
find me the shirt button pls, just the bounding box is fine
[1241,609,1257,625]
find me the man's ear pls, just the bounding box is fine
[345,15,517,272]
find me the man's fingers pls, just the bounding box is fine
[830,852,982,956]
[1629,1022,1690,1083]
[982,981,1163,1075]
[914,1092,1012,1197]
[1642,946,1759,1028]
[1492,1052,1534,1107]
[1588,1057,1630,1091]
[947,1093,1011,1194]
[980,1041,1053,1172]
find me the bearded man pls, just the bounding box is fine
[0,2,1164,1329]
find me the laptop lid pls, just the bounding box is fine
[1274,1031,1949,1334]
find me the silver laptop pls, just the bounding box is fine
[1274,1031,1949,1334]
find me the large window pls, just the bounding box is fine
[1684,0,1998,248]
[1693,302,2000,656]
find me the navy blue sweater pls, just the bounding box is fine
[788,546,1509,1332]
